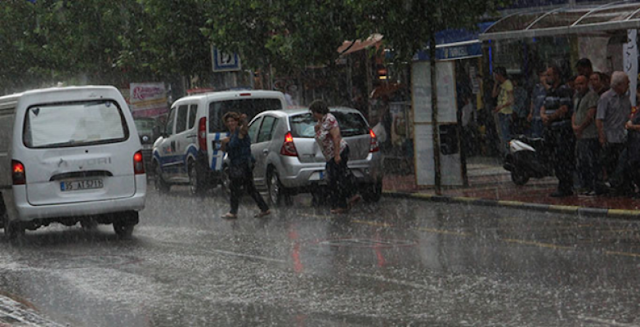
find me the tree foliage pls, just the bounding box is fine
[0,0,507,92]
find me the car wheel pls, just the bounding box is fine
[113,223,134,238]
[221,165,231,196]
[154,161,170,193]
[268,170,291,206]
[511,169,529,186]
[362,180,383,203]
[188,161,205,195]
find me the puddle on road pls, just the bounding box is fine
[315,238,417,248]
[20,254,141,269]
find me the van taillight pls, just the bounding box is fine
[198,117,207,151]
[369,129,379,153]
[133,151,145,175]
[12,160,26,185]
[280,132,298,156]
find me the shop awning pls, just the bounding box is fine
[480,1,640,41]
[337,34,383,55]
[414,22,494,61]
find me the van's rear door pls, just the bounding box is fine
[21,100,137,206]
[0,96,18,189]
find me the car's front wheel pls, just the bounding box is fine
[221,165,231,196]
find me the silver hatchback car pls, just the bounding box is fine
[235,107,383,206]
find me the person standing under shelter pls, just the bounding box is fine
[540,65,575,197]
[529,68,549,138]
[511,78,529,136]
[571,75,600,196]
[590,72,609,96]
[596,71,631,193]
[491,67,514,155]
[575,58,593,78]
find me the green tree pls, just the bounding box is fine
[199,0,359,76]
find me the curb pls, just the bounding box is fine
[383,191,640,219]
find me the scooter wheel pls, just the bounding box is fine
[511,170,530,185]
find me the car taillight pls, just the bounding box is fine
[369,129,379,152]
[280,132,298,156]
[12,160,26,185]
[198,117,207,151]
[133,151,145,175]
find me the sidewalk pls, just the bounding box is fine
[0,293,64,327]
[382,156,640,218]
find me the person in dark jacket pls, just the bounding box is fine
[220,112,270,219]
[540,65,575,197]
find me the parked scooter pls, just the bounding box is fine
[503,135,554,185]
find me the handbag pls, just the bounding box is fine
[228,164,248,180]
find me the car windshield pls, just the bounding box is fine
[23,100,128,148]
[289,111,369,138]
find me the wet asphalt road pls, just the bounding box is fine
[2,186,640,326]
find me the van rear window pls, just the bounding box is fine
[208,98,282,133]
[289,112,369,138]
[23,100,128,148]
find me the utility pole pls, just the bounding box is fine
[429,33,441,195]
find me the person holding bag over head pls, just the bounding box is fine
[310,100,360,214]
[220,112,270,219]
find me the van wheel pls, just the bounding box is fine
[267,170,292,207]
[154,162,170,193]
[188,161,205,195]
[4,214,24,240]
[113,223,134,238]
[362,181,383,203]
[113,211,138,238]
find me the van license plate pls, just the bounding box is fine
[60,179,103,192]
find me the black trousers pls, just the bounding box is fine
[544,125,575,193]
[326,147,354,210]
[229,164,269,215]
[601,142,626,181]
[575,138,600,191]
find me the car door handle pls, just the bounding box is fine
[186,134,197,139]
[262,149,269,155]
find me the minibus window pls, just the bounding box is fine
[208,98,282,133]
[23,100,128,148]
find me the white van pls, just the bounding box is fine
[0,86,146,239]
[152,90,286,194]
